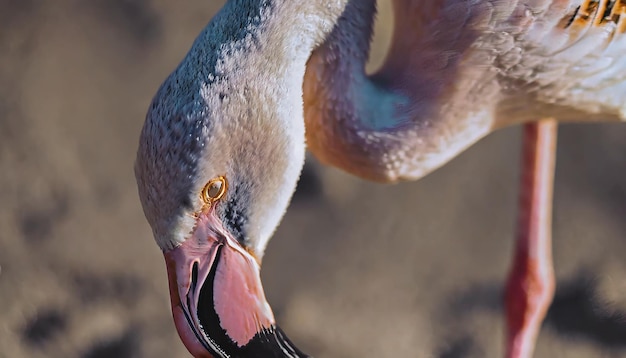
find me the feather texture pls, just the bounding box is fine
[303,0,626,183]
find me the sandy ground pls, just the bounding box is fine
[2,1,626,357]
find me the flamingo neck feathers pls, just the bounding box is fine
[304,0,502,182]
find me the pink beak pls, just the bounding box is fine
[163,209,275,357]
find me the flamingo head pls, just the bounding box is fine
[134,52,307,358]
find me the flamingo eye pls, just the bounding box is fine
[201,176,228,205]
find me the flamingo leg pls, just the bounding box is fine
[504,120,558,358]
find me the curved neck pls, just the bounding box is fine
[191,0,348,75]
[303,0,498,182]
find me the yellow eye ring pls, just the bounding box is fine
[201,176,228,205]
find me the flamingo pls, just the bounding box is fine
[134,0,626,357]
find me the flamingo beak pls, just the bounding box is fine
[163,209,276,357]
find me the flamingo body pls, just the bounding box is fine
[304,0,626,183]
[134,0,626,357]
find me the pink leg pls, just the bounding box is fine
[504,120,557,358]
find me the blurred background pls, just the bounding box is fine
[2,1,626,357]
